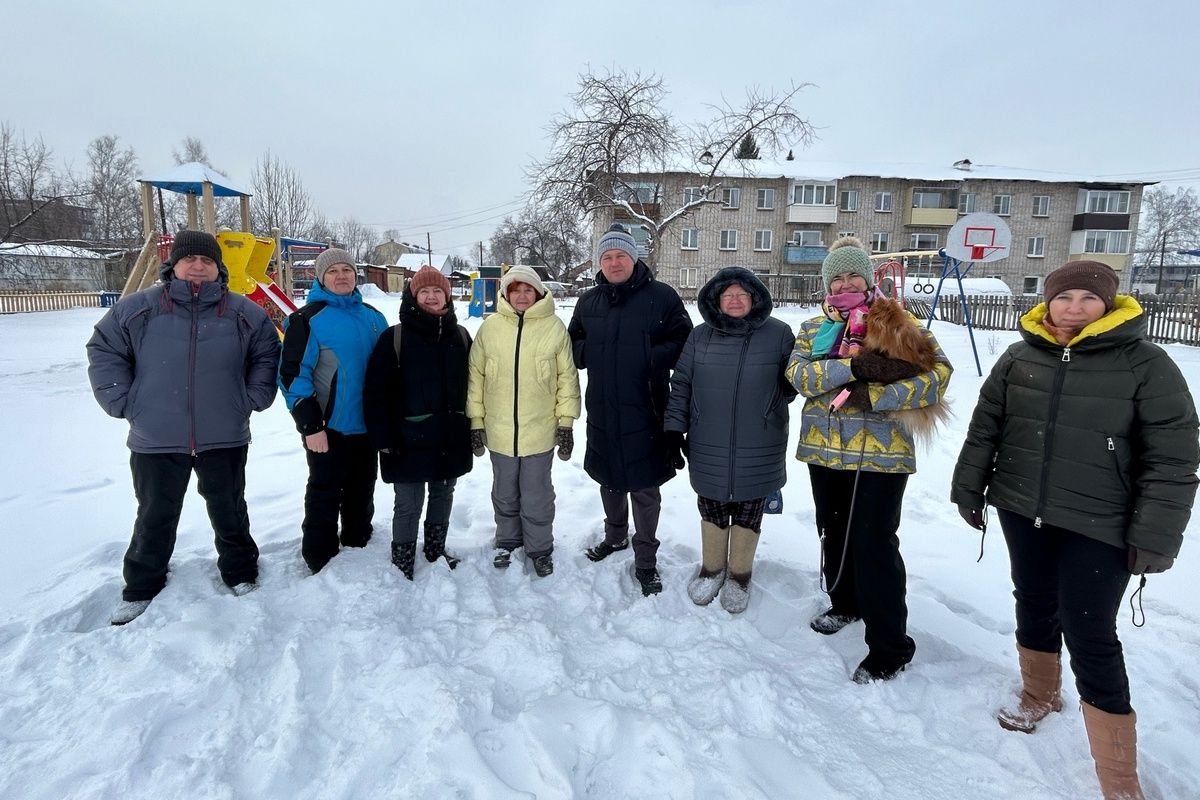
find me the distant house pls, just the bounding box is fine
[396,253,451,276]
[0,243,115,291]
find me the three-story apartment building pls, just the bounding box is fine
[592,159,1152,301]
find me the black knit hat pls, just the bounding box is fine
[169,230,224,268]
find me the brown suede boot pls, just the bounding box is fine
[997,644,1064,733]
[1081,702,1144,800]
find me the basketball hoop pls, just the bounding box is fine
[946,213,1011,264]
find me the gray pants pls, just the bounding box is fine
[600,485,661,569]
[490,450,555,558]
[391,479,456,544]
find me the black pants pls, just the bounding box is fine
[809,465,914,669]
[303,431,377,572]
[600,485,662,569]
[998,509,1133,714]
[124,446,258,601]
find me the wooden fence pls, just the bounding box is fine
[925,295,1200,347]
[0,290,112,314]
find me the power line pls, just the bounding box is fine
[364,194,529,228]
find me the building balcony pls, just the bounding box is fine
[904,207,958,227]
[787,204,838,224]
[784,244,829,265]
[1066,252,1129,271]
[612,203,661,221]
[1072,212,1130,231]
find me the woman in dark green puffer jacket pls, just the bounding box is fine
[951,260,1198,800]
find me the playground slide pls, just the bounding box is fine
[217,232,297,335]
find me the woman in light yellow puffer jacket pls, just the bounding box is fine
[467,266,581,577]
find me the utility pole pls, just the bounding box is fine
[426,232,432,266]
[479,241,484,268]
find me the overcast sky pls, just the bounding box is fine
[5,0,1198,258]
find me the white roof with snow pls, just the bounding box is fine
[653,158,1156,186]
[0,243,108,259]
[396,253,451,274]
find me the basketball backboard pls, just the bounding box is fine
[945,213,1011,263]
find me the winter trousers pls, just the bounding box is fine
[490,450,555,558]
[123,446,258,601]
[997,509,1133,715]
[808,465,914,670]
[302,431,377,572]
[391,479,456,545]
[600,485,662,569]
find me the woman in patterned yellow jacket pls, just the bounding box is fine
[786,236,952,683]
[467,266,581,578]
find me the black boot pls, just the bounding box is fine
[635,567,662,597]
[423,523,461,569]
[391,542,416,580]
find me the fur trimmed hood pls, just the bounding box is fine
[697,266,774,333]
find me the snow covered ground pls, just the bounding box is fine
[1,296,1198,800]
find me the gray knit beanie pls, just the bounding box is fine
[314,248,354,287]
[595,223,639,264]
[821,236,874,291]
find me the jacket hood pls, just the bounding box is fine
[498,288,555,321]
[306,284,363,308]
[399,284,459,336]
[1020,294,1145,350]
[697,267,773,333]
[500,265,547,297]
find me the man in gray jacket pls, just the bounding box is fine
[87,230,281,625]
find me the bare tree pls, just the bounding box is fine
[333,217,379,262]
[529,69,814,267]
[487,201,586,279]
[249,150,314,238]
[1,122,83,244]
[84,135,141,245]
[1136,187,1200,292]
[172,136,213,167]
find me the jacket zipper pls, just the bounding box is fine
[189,286,199,455]
[512,312,525,455]
[726,336,751,500]
[1034,346,1072,527]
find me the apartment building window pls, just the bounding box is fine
[958,192,977,214]
[683,186,703,205]
[681,228,699,250]
[839,190,859,211]
[1023,276,1041,295]
[1027,236,1046,257]
[1084,230,1130,254]
[910,233,939,250]
[875,192,893,212]
[721,188,741,209]
[1032,195,1051,217]
[838,230,855,239]
[870,232,890,252]
[754,230,773,251]
[793,183,836,205]
[792,230,822,246]
[993,194,1012,216]
[618,182,658,204]
[756,188,775,210]
[912,189,951,209]
[719,229,738,250]
[1080,190,1130,214]
[680,267,699,288]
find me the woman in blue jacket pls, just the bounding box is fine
[279,249,388,573]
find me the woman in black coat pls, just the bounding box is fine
[364,267,473,580]
[664,267,795,613]
[951,261,1198,799]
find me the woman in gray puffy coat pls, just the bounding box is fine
[664,267,796,613]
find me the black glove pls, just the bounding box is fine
[850,352,923,384]
[555,427,573,461]
[665,430,687,470]
[470,429,487,457]
[957,504,985,531]
[1127,546,1174,575]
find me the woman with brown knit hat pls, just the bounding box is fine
[364,265,474,580]
[952,260,1199,800]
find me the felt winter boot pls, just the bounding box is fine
[719,525,759,614]
[109,598,152,626]
[1082,702,1144,800]
[423,523,460,569]
[997,644,1064,733]
[391,542,416,580]
[687,521,729,606]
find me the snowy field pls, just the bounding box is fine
[1,293,1198,800]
